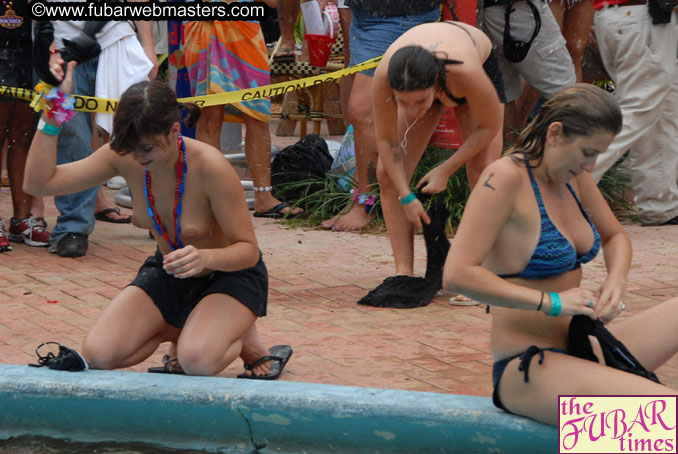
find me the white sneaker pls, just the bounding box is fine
[106,176,128,190]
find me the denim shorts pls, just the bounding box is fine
[349,8,441,77]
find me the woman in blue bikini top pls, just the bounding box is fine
[443,84,678,426]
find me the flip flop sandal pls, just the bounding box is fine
[95,207,131,224]
[237,345,293,380]
[148,355,185,375]
[272,48,296,62]
[253,203,300,219]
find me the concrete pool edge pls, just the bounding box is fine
[0,364,557,453]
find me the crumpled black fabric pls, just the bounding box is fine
[358,192,451,309]
[567,315,660,384]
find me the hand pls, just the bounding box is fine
[594,276,627,324]
[49,51,67,83]
[142,44,159,80]
[416,165,450,194]
[57,61,77,95]
[554,287,598,319]
[163,245,205,278]
[402,198,431,230]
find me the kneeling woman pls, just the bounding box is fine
[372,21,505,277]
[25,62,292,378]
[444,84,677,425]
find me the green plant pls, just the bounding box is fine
[597,153,634,219]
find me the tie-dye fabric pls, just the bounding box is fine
[184,20,271,123]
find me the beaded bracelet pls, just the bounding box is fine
[399,191,416,206]
[547,292,562,317]
[31,83,76,125]
[254,186,272,192]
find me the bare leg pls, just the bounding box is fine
[561,0,594,83]
[321,73,376,231]
[275,0,299,59]
[241,114,302,215]
[177,293,268,376]
[377,104,443,276]
[82,286,180,370]
[6,101,38,220]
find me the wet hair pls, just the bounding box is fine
[110,80,201,155]
[387,45,450,93]
[510,84,622,167]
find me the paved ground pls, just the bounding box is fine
[2,122,678,398]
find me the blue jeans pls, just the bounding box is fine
[348,8,441,77]
[50,58,99,248]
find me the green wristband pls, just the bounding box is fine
[399,191,416,206]
[548,292,562,317]
[38,118,61,136]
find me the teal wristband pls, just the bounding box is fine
[399,191,416,206]
[548,292,562,317]
[38,118,61,136]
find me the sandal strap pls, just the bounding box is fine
[242,354,284,371]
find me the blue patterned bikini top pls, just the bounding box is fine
[498,167,601,280]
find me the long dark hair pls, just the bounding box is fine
[110,80,201,155]
[387,45,451,93]
[511,84,622,167]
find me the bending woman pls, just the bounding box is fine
[24,63,292,378]
[444,84,677,425]
[373,21,505,277]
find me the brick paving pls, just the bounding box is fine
[2,125,678,397]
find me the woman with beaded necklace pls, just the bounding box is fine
[24,62,293,378]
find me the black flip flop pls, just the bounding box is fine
[148,355,185,375]
[95,207,131,224]
[253,203,299,219]
[237,345,293,380]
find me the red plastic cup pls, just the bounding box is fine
[304,33,336,67]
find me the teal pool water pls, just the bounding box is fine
[0,436,200,454]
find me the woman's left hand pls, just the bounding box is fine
[416,165,450,194]
[163,245,205,278]
[594,276,627,324]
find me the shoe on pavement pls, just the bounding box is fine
[0,220,11,252]
[49,233,88,257]
[9,216,50,247]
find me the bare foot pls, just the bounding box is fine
[238,324,271,377]
[322,204,373,232]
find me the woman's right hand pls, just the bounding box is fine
[56,61,77,95]
[403,198,431,230]
[554,287,598,319]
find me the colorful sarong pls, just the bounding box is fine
[184,20,271,124]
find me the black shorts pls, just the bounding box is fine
[128,249,268,328]
[0,48,32,103]
[483,50,507,104]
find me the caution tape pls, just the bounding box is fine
[0,56,381,114]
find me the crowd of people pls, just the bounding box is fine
[2,0,677,426]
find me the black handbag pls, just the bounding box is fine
[648,0,675,24]
[503,0,542,63]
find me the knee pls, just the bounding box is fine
[177,345,223,376]
[348,97,373,129]
[198,108,224,135]
[81,338,118,370]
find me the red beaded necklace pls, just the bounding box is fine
[143,135,186,250]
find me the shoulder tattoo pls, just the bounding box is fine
[483,172,496,191]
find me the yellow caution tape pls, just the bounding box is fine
[0,56,381,114]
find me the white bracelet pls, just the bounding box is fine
[254,186,272,192]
